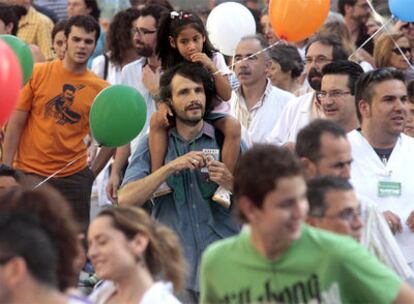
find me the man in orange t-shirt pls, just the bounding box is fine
[3,15,113,229]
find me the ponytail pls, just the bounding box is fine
[146,224,187,292]
[98,207,187,292]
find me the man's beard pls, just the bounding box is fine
[172,104,204,126]
[307,67,322,91]
[136,44,153,57]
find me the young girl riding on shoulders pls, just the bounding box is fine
[150,11,241,207]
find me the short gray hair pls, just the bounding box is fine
[239,34,270,58]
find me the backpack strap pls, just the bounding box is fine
[103,53,109,80]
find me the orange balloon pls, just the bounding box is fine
[269,0,330,42]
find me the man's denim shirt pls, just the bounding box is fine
[122,122,240,292]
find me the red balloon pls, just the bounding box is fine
[269,0,330,42]
[0,39,22,126]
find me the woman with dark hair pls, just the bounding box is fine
[0,182,85,299]
[67,0,104,67]
[267,43,304,95]
[91,8,140,84]
[88,206,186,303]
[90,8,141,209]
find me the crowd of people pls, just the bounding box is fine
[1,0,414,303]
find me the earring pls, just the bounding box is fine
[135,255,143,263]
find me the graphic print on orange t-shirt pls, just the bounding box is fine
[44,84,86,125]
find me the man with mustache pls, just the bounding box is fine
[267,35,348,146]
[118,62,240,303]
[317,60,363,133]
[349,68,414,272]
[107,4,170,202]
[230,35,295,144]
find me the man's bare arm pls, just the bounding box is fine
[90,146,115,178]
[393,282,414,303]
[118,151,205,206]
[3,110,29,166]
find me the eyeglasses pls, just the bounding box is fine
[392,47,412,55]
[316,90,351,101]
[401,22,414,30]
[131,27,156,36]
[304,56,332,66]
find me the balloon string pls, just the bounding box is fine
[348,18,392,61]
[213,40,282,75]
[33,151,88,189]
[365,0,414,72]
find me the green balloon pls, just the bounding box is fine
[90,85,147,147]
[0,35,34,85]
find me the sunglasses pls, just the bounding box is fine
[401,22,414,30]
[392,47,412,55]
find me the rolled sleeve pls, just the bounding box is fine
[121,135,151,187]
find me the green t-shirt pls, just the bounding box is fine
[200,224,402,304]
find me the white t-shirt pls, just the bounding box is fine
[91,54,123,85]
[121,58,157,157]
[89,281,181,304]
[211,52,232,113]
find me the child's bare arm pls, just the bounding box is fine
[190,53,232,101]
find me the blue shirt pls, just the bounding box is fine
[122,122,240,292]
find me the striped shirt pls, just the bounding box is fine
[35,0,68,21]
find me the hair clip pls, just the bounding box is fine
[170,11,180,19]
[170,11,192,20]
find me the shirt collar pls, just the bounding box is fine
[170,121,215,142]
[19,7,37,27]
[236,79,273,111]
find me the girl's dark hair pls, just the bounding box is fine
[0,4,26,36]
[156,11,217,71]
[106,8,141,68]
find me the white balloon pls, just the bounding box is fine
[206,2,256,56]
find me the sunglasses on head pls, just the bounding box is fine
[392,47,412,55]
[401,22,414,30]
